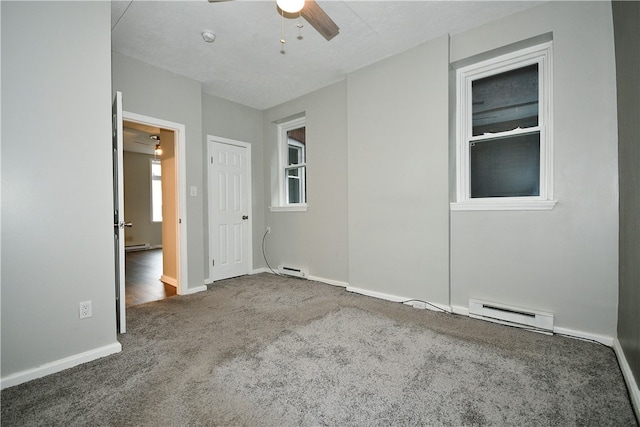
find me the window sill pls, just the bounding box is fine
[450,199,557,211]
[270,204,308,213]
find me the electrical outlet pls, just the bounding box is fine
[79,301,92,319]
[266,226,271,233]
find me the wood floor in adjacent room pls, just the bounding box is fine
[125,248,176,307]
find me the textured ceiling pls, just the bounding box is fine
[111,0,542,110]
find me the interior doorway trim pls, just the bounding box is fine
[123,111,189,295]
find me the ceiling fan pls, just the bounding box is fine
[208,0,340,41]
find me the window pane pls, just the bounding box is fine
[470,132,540,198]
[472,64,538,136]
[288,177,300,204]
[287,165,305,204]
[288,146,300,165]
[287,127,305,165]
[152,180,162,221]
[287,127,305,145]
[151,160,162,177]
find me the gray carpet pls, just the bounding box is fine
[1,273,637,426]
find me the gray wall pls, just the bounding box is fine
[260,2,621,339]
[123,151,162,248]
[112,52,205,291]
[201,93,264,279]
[1,1,118,377]
[0,0,628,386]
[348,36,450,303]
[262,81,349,284]
[449,1,620,337]
[613,0,640,387]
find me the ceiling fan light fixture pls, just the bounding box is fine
[277,0,304,14]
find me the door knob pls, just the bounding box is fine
[242,215,249,220]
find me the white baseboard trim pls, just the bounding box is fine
[160,275,178,288]
[553,327,614,347]
[453,305,615,346]
[451,304,469,316]
[613,338,640,421]
[308,275,348,288]
[0,342,122,390]
[179,284,207,296]
[346,286,449,313]
[347,286,406,302]
[252,268,270,275]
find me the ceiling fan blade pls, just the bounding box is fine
[301,0,339,41]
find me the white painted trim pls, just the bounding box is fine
[160,275,177,288]
[346,286,406,302]
[613,338,640,421]
[451,305,469,316]
[180,284,207,295]
[123,111,188,297]
[252,270,348,288]
[552,326,614,347]
[274,116,306,208]
[308,275,348,288]
[207,135,253,283]
[114,92,126,333]
[455,41,554,209]
[0,342,122,390]
[346,286,450,313]
[453,305,614,345]
[269,204,308,212]
[450,199,557,211]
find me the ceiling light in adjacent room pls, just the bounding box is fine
[150,135,162,156]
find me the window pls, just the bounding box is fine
[271,116,307,211]
[287,137,306,204]
[453,42,556,211]
[151,159,162,222]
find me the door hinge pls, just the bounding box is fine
[212,259,215,267]
[211,156,214,164]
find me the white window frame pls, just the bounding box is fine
[151,158,162,222]
[451,42,557,211]
[271,116,307,212]
[286,138,306,205]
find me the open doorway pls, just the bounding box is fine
[122,121,177,306]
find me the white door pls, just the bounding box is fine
[112,92,126,333]
[209,139,251,281]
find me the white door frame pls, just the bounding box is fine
[113,92,126,333]
[123,111,189,295]
[207,135,252,282]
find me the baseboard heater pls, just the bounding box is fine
[468,298,554,335]
[277,265,309,279]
